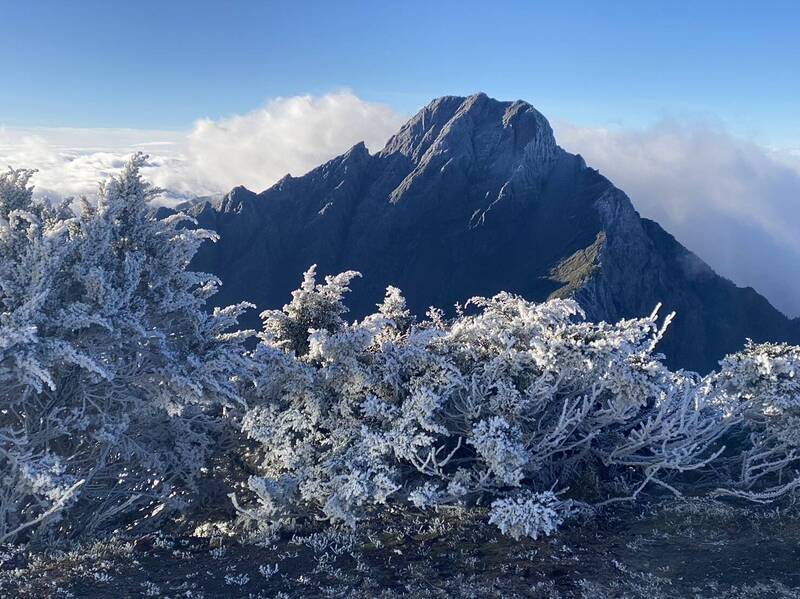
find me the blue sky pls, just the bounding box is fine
[1,0,798,146]
[2,1,800,316]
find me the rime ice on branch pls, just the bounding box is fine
[0,155,254,544]
[3,158,800,546]
[237,268,740,538]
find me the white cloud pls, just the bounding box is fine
[181,91,405,193]
[2,94,799,317]
[0,91,405,204]
[0,127,188,202]
[554,120,800,317]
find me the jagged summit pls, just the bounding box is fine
[377,94,560,206]
[381,93,557,163]
[188,94,800,372]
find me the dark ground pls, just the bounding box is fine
[2,498,799,598]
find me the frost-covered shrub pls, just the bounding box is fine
[705,342,800,502]
[0,156,253,543]
[5,153,796,547]
[260,265,361,356]
[237,267,730,538]
[488,491,572,540]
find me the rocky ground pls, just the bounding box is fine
[2,498,799,598]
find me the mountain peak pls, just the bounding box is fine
[190,93,800,373]
[341,140,370,162]
[380,93,557,168]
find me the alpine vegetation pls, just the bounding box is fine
[0,156,253,545]
[3,157,800,553]
[234,266,800,540]
[705,342,800,502]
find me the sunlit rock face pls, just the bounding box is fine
[188,93,800,372]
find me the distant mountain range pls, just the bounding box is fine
[185,93,800,373]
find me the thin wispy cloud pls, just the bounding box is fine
[2,93,799,317]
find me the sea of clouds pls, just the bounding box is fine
[554,121,800,318]
[1,92,798,318]
[0,92,404,204]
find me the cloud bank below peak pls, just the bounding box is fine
[0,91,406,203]
[182,92,406,193]
[554,120,800,318]
[1,92,799,317]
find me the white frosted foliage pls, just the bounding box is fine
[0,156,253,543]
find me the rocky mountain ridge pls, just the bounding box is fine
[188,93,800,372]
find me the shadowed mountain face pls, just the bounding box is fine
[188,93,800,372]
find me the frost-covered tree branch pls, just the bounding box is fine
[4,158,800,546]
[235,268,761,539]
[0,156,254,544]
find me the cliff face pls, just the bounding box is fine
[189,93,800,373]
